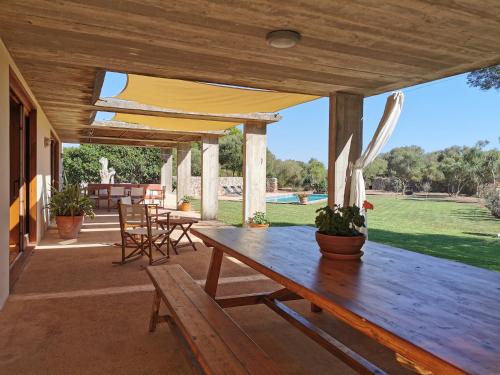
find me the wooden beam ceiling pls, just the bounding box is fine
[0,1,499,144]
[94,98,281,123]
[84,121,227,146]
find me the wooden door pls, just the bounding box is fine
[9,97,23,264]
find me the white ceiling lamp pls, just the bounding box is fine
[266,30,301,48]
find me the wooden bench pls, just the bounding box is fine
[146,264,281,375]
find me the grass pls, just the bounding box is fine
[193,196,500,271]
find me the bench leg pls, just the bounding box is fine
[149,290,161,332]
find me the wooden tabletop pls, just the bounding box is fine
[191,226,500,375]
[156,216,198,225]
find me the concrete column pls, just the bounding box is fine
[160,148,173,194]
[242,122,267,225]
[176,142,191,207]
[201,136,219,220]
[328,92,363,207]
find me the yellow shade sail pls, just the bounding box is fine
[115,74,319,114]
[112,113,238,132]
[110,74,320,132]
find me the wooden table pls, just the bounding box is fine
[156,216,199,254]
[190,226,500,375]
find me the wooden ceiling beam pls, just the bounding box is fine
[80,137,179,148]
[89,70,106,124]
[94,97,281,123]
[90,120,227,137]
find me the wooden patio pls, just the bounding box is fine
[0,210,414,374]
[1,1,500,374]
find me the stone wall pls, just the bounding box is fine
[187,176,278,197]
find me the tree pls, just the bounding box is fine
[420,153,444,191]
[303,158,327,190]
[266,149,277,178]
[467,65,500,90]
[437,146,470,196]
[483,149,500,185]
[63,144,162,184]
[219,128,243,176]
[364,157,387,185]
[385,146,425,194]
[274,159,305,188]
[463,141,490,196]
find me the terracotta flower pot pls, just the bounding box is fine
[55,216,84,239]
[315,231,365,260]
[298,196,308,204]
[179,202,191,211]
[248,223,269,228]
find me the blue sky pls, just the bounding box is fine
[92,72,499,164]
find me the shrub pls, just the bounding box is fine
[248,211,270,225]
[47,184,95,218]
[315,205,365,237]
[483,185,500,218]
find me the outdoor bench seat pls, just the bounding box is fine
[146,264,281,375]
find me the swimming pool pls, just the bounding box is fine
[266,194,328,204]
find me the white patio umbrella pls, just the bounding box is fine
[349,91,404,230]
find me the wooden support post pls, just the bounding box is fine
[160,148,173,195]
[201,135,219,220]
[242,122,267,225]
[176,142,191,207]
[328,92,363,207]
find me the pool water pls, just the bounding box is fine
[266,194,328,204]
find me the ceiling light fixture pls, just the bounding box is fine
[266,30,301,49]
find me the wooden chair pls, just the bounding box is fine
[86,185,101,208]
[130,186,146,204]
[146,186,166,207]
[114,203,170,265]
[109,186,126,210]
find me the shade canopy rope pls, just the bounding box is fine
[111,74,319,132]
[349,91,404,223]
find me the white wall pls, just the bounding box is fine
[0,38,59,309]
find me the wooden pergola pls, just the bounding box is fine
[0,1,499,223]
[89,91,282,221]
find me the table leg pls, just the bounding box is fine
[204,247,223,298]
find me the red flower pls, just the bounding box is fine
[363,200,374,210]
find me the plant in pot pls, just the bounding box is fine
[47,184,95,239]
[297,192,309,204]
[314,204,366,260]
[247,211,270,228]
[179,195,193,211]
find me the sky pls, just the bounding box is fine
[88,72,499,165]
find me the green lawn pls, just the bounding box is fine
[193,196,500,271]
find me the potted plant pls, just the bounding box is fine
[179,195,193,211]
[47,184,95,239]
[314,204,366,260]
[297,192,309,204]
[247,211,270,228]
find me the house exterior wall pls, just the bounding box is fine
[0,38,59,309]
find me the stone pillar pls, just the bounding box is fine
[201,135,219,220]
[176,142,191,207]
[160,148,173,194]
[242,122,267,225]
[328,92,363,207]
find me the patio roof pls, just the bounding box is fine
[0,1,498,144]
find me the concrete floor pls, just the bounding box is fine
[0,209,412,374]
